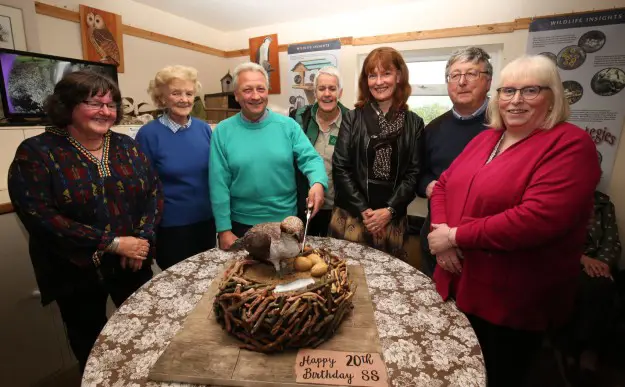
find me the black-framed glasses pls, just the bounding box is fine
[82,100,118,110]
[446,71,490,82]
[496,86,550,101]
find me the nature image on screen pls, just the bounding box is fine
[0,52,117,115]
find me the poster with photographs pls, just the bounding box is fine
[527,8,625,192]
[287,40,341,117]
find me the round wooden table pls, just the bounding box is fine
[82,237,485,386]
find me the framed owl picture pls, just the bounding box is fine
[79,5,125,73]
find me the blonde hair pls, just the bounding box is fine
[147,65,202,108]
[487,55,569,130]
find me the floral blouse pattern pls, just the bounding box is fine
[83,238,485,387]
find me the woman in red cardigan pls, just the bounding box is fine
[427,55,600,386]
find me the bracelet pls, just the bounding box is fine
[447,228,456,248]
[105,237,120,253]
[386,206,396,219]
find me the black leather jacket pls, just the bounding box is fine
[332,107,425,218]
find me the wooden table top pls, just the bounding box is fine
[82,237,485,387]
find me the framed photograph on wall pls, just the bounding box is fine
[0,4,27,51]
[0,15,14,49]
[249,34,281,94]
[79,5,125,73]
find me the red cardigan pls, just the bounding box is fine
[430,122,600,331]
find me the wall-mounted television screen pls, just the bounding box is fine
[0,48,118,121]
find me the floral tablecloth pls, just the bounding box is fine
[83,237,485,387]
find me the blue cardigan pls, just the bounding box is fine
[136,117,213,227]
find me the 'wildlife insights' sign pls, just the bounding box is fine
[527,9,625,192]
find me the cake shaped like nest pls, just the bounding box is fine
[213,248,355,353]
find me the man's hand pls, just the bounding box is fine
[426,180,438,198]
[116,236,150,261]
[581,255,612,279]
[307,183,325,217]
[436,248,462,275]
[363,208,392,235]
[218,230,238,250]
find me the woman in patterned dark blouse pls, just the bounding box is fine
[8,71,163,373]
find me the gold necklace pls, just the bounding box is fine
[84,141,104,152]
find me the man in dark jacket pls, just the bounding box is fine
[417,46,492,276]
[293,66,349,236]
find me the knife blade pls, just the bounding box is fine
[301,207,312,253]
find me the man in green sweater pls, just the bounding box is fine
[209,62,328,250]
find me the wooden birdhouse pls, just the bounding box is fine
[221,71,234,93]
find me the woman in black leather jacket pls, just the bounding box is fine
[330,47,424,261]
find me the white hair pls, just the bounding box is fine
[232,62,269,90]
[314,66,342,90]
[147,65,201,108]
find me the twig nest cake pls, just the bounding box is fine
[213,248,355,352]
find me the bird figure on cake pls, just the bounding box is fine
[228,216,304,275]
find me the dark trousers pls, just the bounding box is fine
[419,213,436,277]
[467,314,544,387]
[156,220,216,270]
[56,264,152,373]
[231,220,253,237]
[307,209,332,237]
[555,272,618,357]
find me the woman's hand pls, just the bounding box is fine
[436,248,462,275]
[120,256,144,271]
[218,230,238,250]
[363,208,392,234]
[116,236,150,260]
[428,224,456,254]
[581,255,612,279]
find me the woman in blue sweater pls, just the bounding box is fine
[136,65,215,269]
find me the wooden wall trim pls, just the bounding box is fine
[32,2,621,58]
[35,1,227,57]
[0,202,14,215]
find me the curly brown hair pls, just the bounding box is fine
[355,47,411,111]
[45,71,122,128]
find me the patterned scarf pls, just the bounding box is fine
[371,103,405,180]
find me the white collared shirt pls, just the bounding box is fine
[159,113,193,133]
[452,98,489,120]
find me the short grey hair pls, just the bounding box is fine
[445,46,493,79]
[314,66,342,90]
[487,55,569,130]
[232,62,269,90]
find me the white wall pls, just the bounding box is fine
[225,0,625,49]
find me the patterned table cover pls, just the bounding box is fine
[83,237,485,387]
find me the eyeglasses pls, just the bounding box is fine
[446,71,490,82]
[82,100,118,110]
[496,86,550,101]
